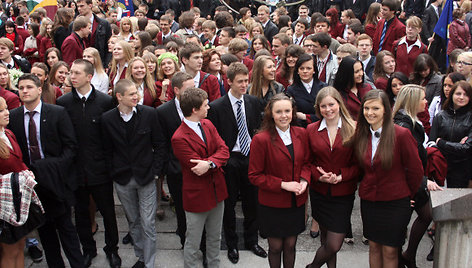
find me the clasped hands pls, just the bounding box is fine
[281,180,308,195]
[317,167,342,184]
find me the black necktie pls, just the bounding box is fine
[7,64,12,69]
[27,111,41,162]
[198,122,207,145]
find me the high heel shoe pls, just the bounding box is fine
[399,254,417,268]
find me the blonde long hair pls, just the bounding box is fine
[126,57,157,99]
[83,47,105,75]
[109,40,134,81]
[392,84,425,124]
[315,86,356,144]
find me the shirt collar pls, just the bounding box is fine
[228,90,243,105]
[193,71,201,87]
[119,106,137,117]
[318,117,342,131]
[370,126,382,138]
[276,126,290,137]
[24,101,42,115]
[398,37,422,48]
[76,88,92,100]
[302,79,313,91]
[183,117,200,129]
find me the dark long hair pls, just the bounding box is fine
[280,44,305,81]
[385,72,409,106]
[259,93,298,139]
[440,72,466,108]
[249,34,270,59]
[333,56,364,97]
[293,53,318,85]
[410,54,439,84]
[443,80,472,111]
[349,90,396,169]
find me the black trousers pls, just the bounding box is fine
[167,172,186,246]
[74,181,119,255]
[223,153,258,249]
[37,204,85,268]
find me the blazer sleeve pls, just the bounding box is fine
[399,129,424,198]
[449,22,467,48]
[206,122,230,169]
[152,110,167,176]
[248,134,284,193]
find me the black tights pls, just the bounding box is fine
[267,236,298,268]
[403,200,432,262]
[309,226,345,268]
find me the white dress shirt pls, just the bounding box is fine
[174,98,184,120]
[228,92,251,152]
[119,106,137,122]
[276,126,292,145]
[23,102,44,159]
[76,88,92,100]
[302,79,313,94]
[183,118,206,143]
[370,127,382,162]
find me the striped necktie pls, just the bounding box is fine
[378,21,388,52]
[236,100,250,156]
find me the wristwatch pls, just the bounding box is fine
[208,160,216,169]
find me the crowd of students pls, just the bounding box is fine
[0,0,471,267]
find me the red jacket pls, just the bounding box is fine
[276,71,291,90]
[166,71,221,101]
[342,83,372,120]
[171,119,229,213]
[108,66,127,92]
[248,126,311,208]
[0,129,28,175]
[142,86,160,108]
[242,57,254,72]
[447,19,471,54]
[374,77,388,90]
[307,121,360,196]
[0,87,20,110]
[365,23,376,40]
[358,125,423,201]
[204,36,220,47]
[393,37,428,77]
[39,36,53,60]
[329,22,344,39]
[156,31,177,45]
[373,17,405,55]
[155,80,170,107]
[61,32,86,67]
[16,27,29,46]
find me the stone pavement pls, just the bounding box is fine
[25,185,434,268]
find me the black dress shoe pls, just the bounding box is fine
[310,230,320,238]
[247,244,267,258]
[106,252,122,268]
[83,251,97,267]
[131,260,145,268]
[122,233,134,245]
[227,248,239,264]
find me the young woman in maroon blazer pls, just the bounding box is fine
[373,51,396,90]
[126,57,160,107]
[0,97,30,268]
[305,87,360,268]
[350,90,423,268]
[249,93,310,268]
[108,40,133,92]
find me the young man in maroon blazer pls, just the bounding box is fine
[61,16,90,67]
[171,87,229,268]
[172,43,221,102]
[372,0,406,55]
[157,15,174,45]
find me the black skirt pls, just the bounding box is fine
[310,189,355,234]
[361,197,412,247]
[258,204,305,238]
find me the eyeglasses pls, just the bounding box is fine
[457,61,472,66]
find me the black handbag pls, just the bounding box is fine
[0,173,45,244]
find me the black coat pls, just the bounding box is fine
[429,106,472,188]
[263,20,279,43]
[56,87,115,186]
[286,79,326,125]
[393,110,427,169]
[156,99,182,176]
[101,105,167,186]
[53,26,71,52]
[421,4,441,43]
[208,93,262,151]
[90,15,112,68]
[8,103,78,215]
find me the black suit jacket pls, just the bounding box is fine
[8,103,78,213]
[156,99,182,176]
[286,80,326,125]
[263,20,279,43]
[208,93,262,151]
[364,56,376,81]
[422,5,441,43]
[56,87,115,186]
[101,105,166,186]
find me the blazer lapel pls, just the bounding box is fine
[169,99,182,124]
[5,130,21,158]
[181,121,207,150]
[39,103,48,154]
[224,95,238,129]
[274,133,291,160]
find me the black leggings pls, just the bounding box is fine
[267,236,298,268]
[309,225,345,268]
